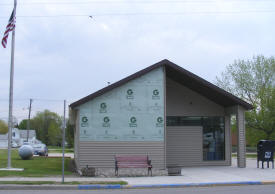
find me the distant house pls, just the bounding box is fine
[0,134,8,148]
[0,128,37,148]
[11,128,20,140]
[13,128,36,146]
[18,129,36,141]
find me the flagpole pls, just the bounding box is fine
[7,0,17,169]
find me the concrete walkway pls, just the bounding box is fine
[123,158,275,186]
[47,153,74,158]
[0,158,274,186]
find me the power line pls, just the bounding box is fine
[0,0,274,6]
[0,98,29,101]
[32,98,65,102]
[0,10,275,19]
[0,98,68,102]
[91,10,275,15]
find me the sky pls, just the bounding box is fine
[0,0,274,123]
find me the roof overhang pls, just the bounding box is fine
[70,59,253,110]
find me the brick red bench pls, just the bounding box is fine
[115,155,152,176]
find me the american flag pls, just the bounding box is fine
[1,9,16,48]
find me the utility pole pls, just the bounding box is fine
[62,100,66,183]
[7,0,17,169]
[27,99,32,142]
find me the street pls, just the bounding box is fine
[0,185,274,194]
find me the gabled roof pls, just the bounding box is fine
[70,59,253,110]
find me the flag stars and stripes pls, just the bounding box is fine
[2,9,16,48]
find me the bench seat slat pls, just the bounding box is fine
[118,165,150,168]
[116,156,148,162]
[117,163,151,167]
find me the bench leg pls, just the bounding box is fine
[115,167,118,176]
[148,167,152,176]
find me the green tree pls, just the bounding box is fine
[216,55,275,144]
[31,110,62,146]
[0,120,8,134]
[18,119,28,129]
[48,121,62,146]
[66,121,74,148]
[246,88,275,140]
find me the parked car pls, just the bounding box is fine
[32,143,48,156]
[12,141,18,148]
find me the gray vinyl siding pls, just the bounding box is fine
[166,78,231,167]
[78,141,165,169]
[166,126,231,167]
[166,126,203,167]
[166,78,225,116]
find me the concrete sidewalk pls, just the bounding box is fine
[47,153,74,158]
[0,158,274,189]
[123,158,275,186]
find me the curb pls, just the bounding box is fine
[1,181,275,190]
[121,181,262,189]
[78,181,274,190]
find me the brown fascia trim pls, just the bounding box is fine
[69,59,253,110]
[165,62,254,110]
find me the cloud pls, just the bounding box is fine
[99,23,110,31]
[0,0,274,121]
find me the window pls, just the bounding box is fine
[167,116,225,161]
[202,117,225,161]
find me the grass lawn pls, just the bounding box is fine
[0,181,128,185]
[47,146,74,153]
[47,146,62,149]
[0,149,73,177]
[232,153,275,159]
[48,149,74,153]
[0,181,56,185]
[232,153,256,158]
